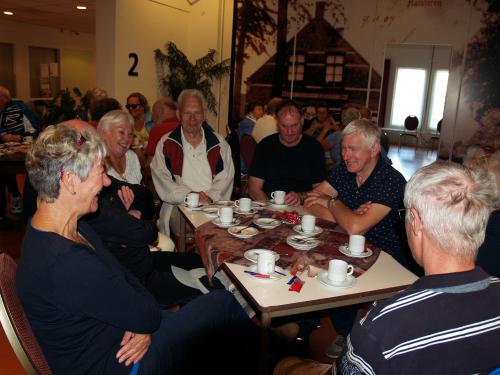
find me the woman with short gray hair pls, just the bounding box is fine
[17,123,257,374]
[98,109,142,184]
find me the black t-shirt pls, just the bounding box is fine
[249,133,325,196]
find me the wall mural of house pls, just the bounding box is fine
[231,0,499,159]
[244,2,381,122]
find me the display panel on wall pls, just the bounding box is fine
[228,0,499,160]
[0,43,16,97]
[29,46,60,98]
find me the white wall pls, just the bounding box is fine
[96,0,234,133]
[0,19,95,101]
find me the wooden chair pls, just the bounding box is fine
[399,115,419,150]
[0,252,52,375]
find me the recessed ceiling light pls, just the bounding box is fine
[76,5,87,10]
[3,11,14,15]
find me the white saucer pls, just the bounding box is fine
[234,208,257,215]
[201,207,219,217]
[252,201,268,210]
[253,218,281,229]
[228,226,259,238]
[317,272,356,288]
[246,265,287,280]
[212,218,241,228]
[293,225,323,236]
[244,249,280,263]
[269,200,287,209]
[215,200,234,207]
[184,203,204,211]
[339,245,373,258]
[286,235,321,250]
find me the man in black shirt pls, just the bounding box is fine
[248,100,325,206]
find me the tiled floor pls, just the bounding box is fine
[0,146,437,374]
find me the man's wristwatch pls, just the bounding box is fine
[328,196,337,209]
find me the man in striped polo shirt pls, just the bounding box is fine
[335,161,500,374]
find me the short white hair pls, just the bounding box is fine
[177,89,207,115]
[404,161,495,262]
[342,118,380,148]
[97,109,134,133]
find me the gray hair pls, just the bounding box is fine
[342,118,381,148]
[97,109,134,133]
[177,89,207,114]
[404,161,496,262]
[341,107,361,127]
[26,124,107,202]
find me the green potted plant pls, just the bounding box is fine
[154,42,230,115]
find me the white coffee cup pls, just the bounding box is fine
[257,252,275,275]
[301,215,316,233]
[271,190,286,205]
[348,235,366,254]
[328,259,354,282]
[235,197,252,212]
[218,206,234,224]
[184,192,200,208]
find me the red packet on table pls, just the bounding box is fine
[288,277,304,293]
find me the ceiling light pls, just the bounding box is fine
[76,5,87,10]
[3,11,14,15]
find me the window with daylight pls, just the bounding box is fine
[325,55,344,83]
[427,69,449,131]
[390,68,426,127]
[288,54,305,81]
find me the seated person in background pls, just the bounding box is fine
[0,85,39,220]
[463,146,500,277]
[302,104,317,133]
[304,102,340,139]
[325,107,361,169]
[126,92,153,142]
[251,97,282,143]
[277,161,500,375]
[145,97,180,159]
[150,89,234,236]
[88,97,122,128]
[78,87,108,122]
[248,99,325,206]
[237,100,264,173]
[98,109,142,185]
[18,123,257,375]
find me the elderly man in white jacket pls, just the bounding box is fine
[151,89,234,237]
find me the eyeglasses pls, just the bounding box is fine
[398,208,408,222]
[125,104,142,110]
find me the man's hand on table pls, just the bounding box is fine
[304,191,331,209]
[117,331,151,366]
[284,191,301,206]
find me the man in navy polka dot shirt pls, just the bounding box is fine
[305,118,410,267]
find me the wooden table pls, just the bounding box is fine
[181,202,418,373]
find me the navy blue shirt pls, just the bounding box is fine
[17,221,161,375]
[327,157,406,258]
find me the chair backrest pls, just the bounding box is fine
[0,252,52,375]
[436,119,442,133]
[240,134,257,170]
[404,115,419,131]
[380,131,390,154]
